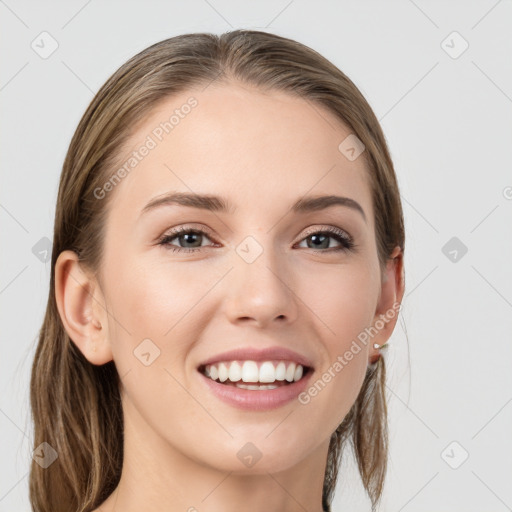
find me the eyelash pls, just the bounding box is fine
[157,225,356,254]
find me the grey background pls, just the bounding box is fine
[1,1,511,510]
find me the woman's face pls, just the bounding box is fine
[77,82,398,476]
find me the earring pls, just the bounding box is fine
[369,342,389,365]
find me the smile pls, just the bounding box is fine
[197,359,313,410]
[199,360,308,390]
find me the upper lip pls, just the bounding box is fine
[198,347,314,369]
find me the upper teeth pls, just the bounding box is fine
[204,360,304,383]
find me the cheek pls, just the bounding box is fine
[103,252,218,367]
[297,263,376,422]
[300,260,378,348]
[105,258,211,341]
[102,257,214,440]
[104,253,246,400]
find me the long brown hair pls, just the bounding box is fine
[29,29,405,512]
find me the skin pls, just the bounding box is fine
[55,82,404,512]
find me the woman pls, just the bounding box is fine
[29,29,405,512]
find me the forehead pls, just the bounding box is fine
[105,81,373,228]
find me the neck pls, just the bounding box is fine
[98,398,330,512]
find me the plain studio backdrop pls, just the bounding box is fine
[1,1,511,511]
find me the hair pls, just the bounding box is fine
[29,29,405,512]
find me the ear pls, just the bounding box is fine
[54,250,113,365]
[368,246,405,363]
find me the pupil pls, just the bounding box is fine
[309,234,328,249]
[181,233,201,247]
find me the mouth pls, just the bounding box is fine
[197,360,312,390]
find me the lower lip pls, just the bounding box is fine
[198,369,313,411]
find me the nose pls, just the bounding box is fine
[222,243,299,329]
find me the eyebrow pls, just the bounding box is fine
[140,192,367,223]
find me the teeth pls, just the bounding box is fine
[275,361,286,381]
[236,383,279,390]
[218,362,229,382]
[228,361,242,382]
[241,361,259,382]
[285,362,296,382]
[259,361,276,383]
[203,360,306,385]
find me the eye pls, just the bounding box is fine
[157,225,356,253]
[157,226,217,253]
[295,226,355,252]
